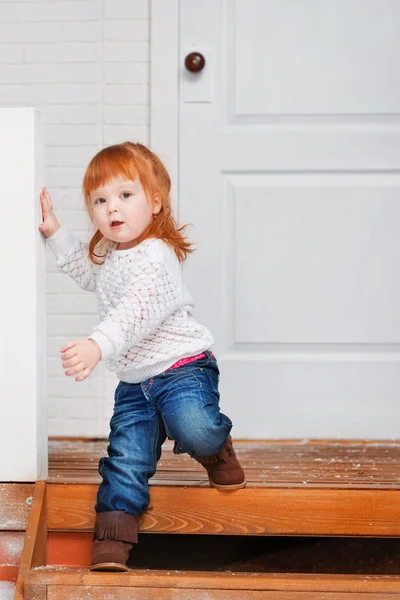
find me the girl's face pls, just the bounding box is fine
[90,177,161,250]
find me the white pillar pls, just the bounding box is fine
[0,108,47,481]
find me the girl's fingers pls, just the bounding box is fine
[62,356,80,369]
[60,347,78,361]
[39,188,53,218]
[43,189,53,209]
[60,342,76,353]
[76,367,91,382]
[65,362,85,377]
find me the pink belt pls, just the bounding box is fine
[168,352,209,371]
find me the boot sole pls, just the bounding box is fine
[90,562,129,572]
[209,478,247,491]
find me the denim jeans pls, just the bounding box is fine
[95,352,232,515]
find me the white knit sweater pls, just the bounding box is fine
[47,228,214,383]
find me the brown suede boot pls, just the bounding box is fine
[194,436,246,490]
[90,511,138,572]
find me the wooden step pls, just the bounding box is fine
[46,483,400,537]
[23,568,400,599]
[13,440,400,598]
[46,439,400,538]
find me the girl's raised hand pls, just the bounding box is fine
[38,187,61,238]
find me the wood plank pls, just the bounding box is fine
[25,583,47,600]
[0,532,24,565]
[45,588,399,599]
[0,485,33,531]
[24,569,400,593]
[46,484,400,536]
[14,482,47,600]
[47,533,92,567]
[0,566,18,582]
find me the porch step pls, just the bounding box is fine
[12,440,400,598]
[22,568,400,599]
[46,482,400,537]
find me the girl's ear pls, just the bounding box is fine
[153,193,162,215]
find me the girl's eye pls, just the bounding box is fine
[121,192,132,199]
[94,198,106,204]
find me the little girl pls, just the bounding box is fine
[39,142,246,572]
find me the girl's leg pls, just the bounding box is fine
[153,356,245,489]
[96,380,166,514]
[91,381,166,571]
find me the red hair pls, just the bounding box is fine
[82,142,193,265]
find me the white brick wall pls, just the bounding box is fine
[0,0,150,437]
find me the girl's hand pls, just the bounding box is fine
[60,339,102,382]
[38,187,61,238]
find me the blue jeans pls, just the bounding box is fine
[95,352,232,515]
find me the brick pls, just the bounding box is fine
[105,0,148,20]
[47,314,98,336]
[0,22,63,42]
[47,275,61,294]
[104,84,148,105]
[0,63,102,84]
[0,2,101,23]
[0,85,24,104]
[104,124,148,146]
[105,62,148,85]
[26,42,101,63]
[46,145,98,167]
[47,293,97,315]
[61,188,92,210]
[104,40,148,63]
[0,45,23,63]
[49,419,101,437]
[62,21,102,42]
[104,20,148,41]
[23,83,102,104]
[45,124,102,146]
[46,168,86,188]
[61,276,95,296]
[56,209,91,230]
[44,105,101,125]
[48,377,102,399]
[104,104,148,125]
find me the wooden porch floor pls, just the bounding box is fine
[48,438,400,489]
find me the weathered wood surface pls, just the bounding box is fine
[44,588,399,599]
[0,531,24,582]
[14,482,46,600]
[0,485,33,531]
[48,439,400,489]
[24,569,400,593]
[0,532,24,565]
[46,483,400,537]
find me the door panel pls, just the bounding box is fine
[179,0,400,438]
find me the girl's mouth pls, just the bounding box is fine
[111,221,124,229]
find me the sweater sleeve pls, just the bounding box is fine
[88,260,179,359]
[46,227,97,292]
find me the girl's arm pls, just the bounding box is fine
[39,187,97,292]
[88,260,179,360]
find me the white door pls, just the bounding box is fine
[153,0,400,439]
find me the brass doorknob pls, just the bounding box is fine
[185,52,206,73]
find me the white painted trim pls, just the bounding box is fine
[150,0,180,215]
[0,108,47,481]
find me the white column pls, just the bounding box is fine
[0,108,47,481]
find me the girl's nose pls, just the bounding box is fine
[107,203,118,214]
